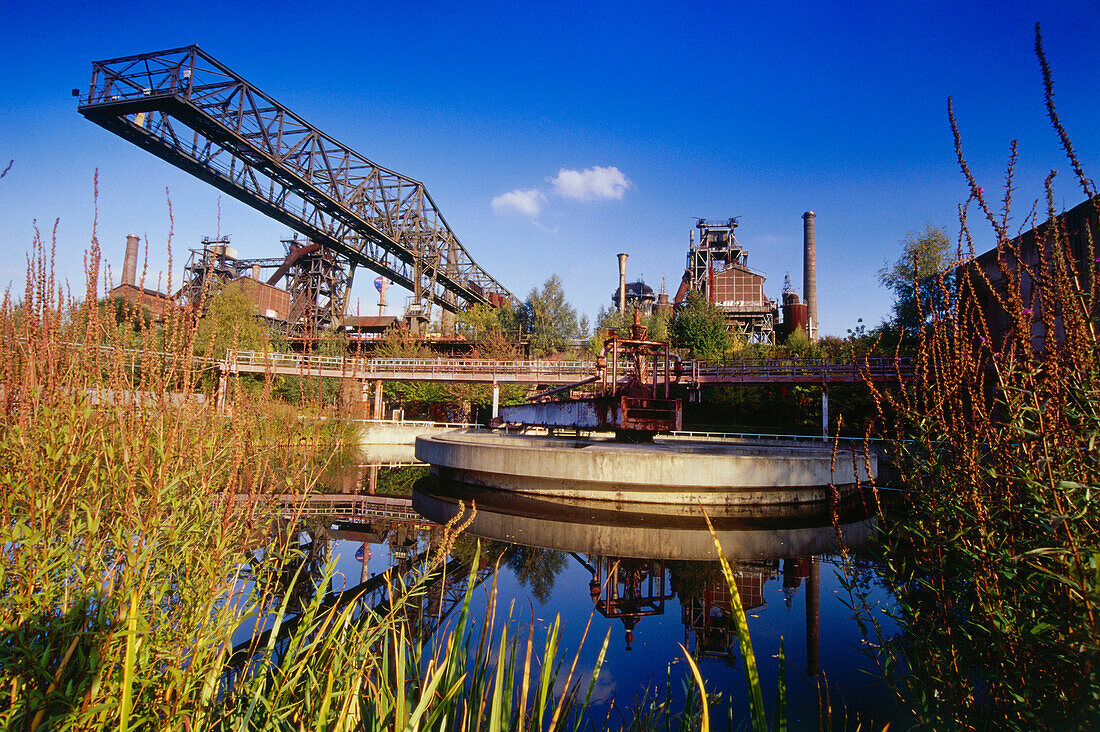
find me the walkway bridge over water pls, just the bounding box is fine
[223,349,913,386]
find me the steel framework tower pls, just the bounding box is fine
[684,218,775,344]
[77,46,517,325]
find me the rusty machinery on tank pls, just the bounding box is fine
[497,312,683,439]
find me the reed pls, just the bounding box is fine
[0,194,725,730]
[860,24,1100,731]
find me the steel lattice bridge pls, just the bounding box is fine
[223,350,913,386]
[77,46,516,316]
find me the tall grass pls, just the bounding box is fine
[0,198,733,729]
[860,25,1099,731]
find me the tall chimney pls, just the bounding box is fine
[122,234,140,287]
[802,212,817,340]
[617,253,628,314]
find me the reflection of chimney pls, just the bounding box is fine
[617,253,628,314]
[806,556,820,677]
[802,212,817,340]
[122,234,140,287]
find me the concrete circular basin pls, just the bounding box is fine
[414,431,876,506]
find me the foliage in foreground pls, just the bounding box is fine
[0,221,748,730]
[862,26,1100,731]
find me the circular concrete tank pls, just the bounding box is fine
[413,479,875,560]
[414,431,875,506]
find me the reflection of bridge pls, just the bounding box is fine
[253,492,429,524]
[225,497,499,694]
[224,349,912,386]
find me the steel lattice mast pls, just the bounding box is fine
[77,45,517,319]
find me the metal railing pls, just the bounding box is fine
[228,349,913,384]
[689,356,913,382]
[239,493,427,523]
[29,341,912,386]
[228,350,595,381]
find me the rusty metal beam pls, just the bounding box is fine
[499,396,682,432]
[77,46,517,316]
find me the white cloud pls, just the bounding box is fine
[549,166,631,201]
[491,188,545,217]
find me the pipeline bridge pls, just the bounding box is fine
[221,349,913,386]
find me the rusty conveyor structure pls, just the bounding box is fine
[499,313,682,438]
[77,46,517,320]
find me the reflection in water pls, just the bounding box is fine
[412,477,875,561]
[245,473,894,724]
[575,556,673,651]
[321,461,428,496]
[505,546,566,604]
[412,475,876,684]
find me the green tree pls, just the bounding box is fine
[456,303,503,340]
[194,281,268,359]
[520,275,579,356]
[879,225,953,338]
[506,547,567,604]
[670,292,729,359]
[647,308,670,343]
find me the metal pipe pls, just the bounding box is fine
[617,253,628,314]
[802,211,817,340]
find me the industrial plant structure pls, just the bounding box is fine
[181,235,352,337]
[77,45,516,339]
[673,218,777,343]
[969,195,1098,351]
[107,234,174,320]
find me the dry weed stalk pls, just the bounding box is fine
[861,25,1099,731]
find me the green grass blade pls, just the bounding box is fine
[702,511,767,732]
[679,644,710,732]
[579,627,612,727]
[118,588,140,732]
[489,625,509,732]
[775,637,787,732]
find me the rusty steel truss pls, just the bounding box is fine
[77,46,517,323]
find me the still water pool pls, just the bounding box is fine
[291,467,907,729]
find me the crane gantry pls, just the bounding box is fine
[77,45,516,330]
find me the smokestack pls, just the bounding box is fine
[802,212,817,340]
[617,253,628,314]
[122,234,140,287]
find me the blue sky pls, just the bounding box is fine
[2,1,1098,336]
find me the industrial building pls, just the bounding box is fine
[969,195,1098,351]
[107,234,174,320]
[181,236,352,337]
[672,218,778,343]
[611,280,659,315]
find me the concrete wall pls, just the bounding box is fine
[355,420,477,446]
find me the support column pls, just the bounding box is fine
[821,387,829,439]
[373,380,384,420]
[491,382,500,420]
[215,368,227,412]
